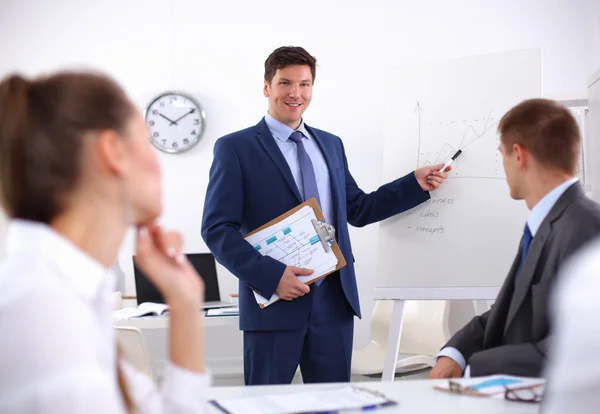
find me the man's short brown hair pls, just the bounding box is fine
[498,98,580,174]
[264,46,317,85]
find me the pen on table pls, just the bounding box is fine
[439,149,462,172]
[317,404,378,413]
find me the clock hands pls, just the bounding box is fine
[157,109,195,126]
[169,108,195,125]
[158,113,177,125]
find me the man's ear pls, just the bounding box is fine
[514,143,528,170]
[95,130,129,177]
[263,80,271,97]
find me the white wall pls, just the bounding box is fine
[588,0,600,73]
[0,210,7,260]
[0,0,597,347]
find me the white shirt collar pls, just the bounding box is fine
[528,177,579,236]
[264,112,311,143]
[6,219,110,300]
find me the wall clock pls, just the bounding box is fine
[145,91,206,153]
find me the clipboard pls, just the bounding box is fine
[244,198,347,308]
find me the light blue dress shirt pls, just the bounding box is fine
[264,112,334,227]
[437,177,579,377]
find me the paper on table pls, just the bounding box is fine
[112,302,169,319]
[245,205,339,308]
[210,386,394,414]
[206,307,239,317]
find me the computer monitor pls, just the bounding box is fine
[133,253,221,304]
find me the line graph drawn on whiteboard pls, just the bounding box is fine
[415,102,505,180]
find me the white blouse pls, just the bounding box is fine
[543,237,600,413]
[0,220,209,413]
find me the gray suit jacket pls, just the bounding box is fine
[445,183,600,377]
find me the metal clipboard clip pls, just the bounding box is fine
[311,219,336,253]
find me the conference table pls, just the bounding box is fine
[115,315,540,412]
[205,379,540,413]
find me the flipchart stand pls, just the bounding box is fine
[375,287,500,381]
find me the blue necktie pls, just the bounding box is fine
[288,131,321,206]
[289,131,324,286]
[517,223,533,281]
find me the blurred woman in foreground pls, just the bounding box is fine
[0,71,208,413]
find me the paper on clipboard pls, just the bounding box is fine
[244,199,345,308]
[253,265,337,308]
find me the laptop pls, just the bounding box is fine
[133,253,234,309]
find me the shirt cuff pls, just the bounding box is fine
[161,361,211,410]
[436,347,467,372]
[464,365,471,378]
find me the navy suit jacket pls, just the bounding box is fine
[201,118,430,331]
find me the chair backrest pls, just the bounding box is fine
[371,300,451,356]
[114,326,153,380]
[111,291,123,310]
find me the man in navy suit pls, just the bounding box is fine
[201,46,450,385]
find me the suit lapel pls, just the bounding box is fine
[503,230,548,335]
[255,118,303,203]
[485,250,520,345]
[503,182,583,335]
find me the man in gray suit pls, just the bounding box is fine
[430,98,600,378]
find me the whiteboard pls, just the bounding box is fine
[378,49,542,289]
[588,69,600,202]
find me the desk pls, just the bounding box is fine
[113,314,239,329]
[114,315,243,380]
[205,379,539,413]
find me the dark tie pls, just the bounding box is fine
[288,130,324,286]
[516,223,533,281]
[288,131,321,206]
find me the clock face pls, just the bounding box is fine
[145,92,205,153]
